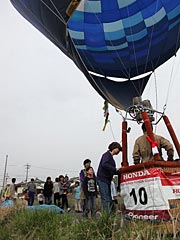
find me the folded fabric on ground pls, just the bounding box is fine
[26,204,64,213]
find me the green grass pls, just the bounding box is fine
[0,197,179,240]
[0,205,178,240]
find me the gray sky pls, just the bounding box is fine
[1,1,180,186]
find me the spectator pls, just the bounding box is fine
[53,177,60,206]
[59,175,65,208]
[97,142,122,213]
[24,189,29,203]
[62,175,71,212]
[83,167,97,218]
[44,177,53,205]
[111,180,121,213]
[79,159,95,213]
[37,190,44,205]
[27,178,37,206]
[9,178,16,201]
[73,181,82,213]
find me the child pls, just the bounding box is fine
[24,189,29,205]
[111,180,121,213]
[53,177,60,206]
[83,166,97,218]
[79,159,94,213]
[73,181,82,212]
[62,175,71,212]
[37,190,44,205]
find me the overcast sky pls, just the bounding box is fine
[1,1,180,186]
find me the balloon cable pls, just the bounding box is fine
[165,24,180,107]
[40,0,66,24]
[165,58,176,108]
[109,120,117,142]
[127,1,162,98]
[152,71,158,125]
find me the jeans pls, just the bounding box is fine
[84,196,96,217]
[45,195,52,205]
[97,180,114,213]
[54,192,60,206]
[28,191,35,206]
[61,194,69,209]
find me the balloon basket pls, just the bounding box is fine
[120,160,180,234]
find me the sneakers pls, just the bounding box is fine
[75,210,82,213]
[67,208,71,212]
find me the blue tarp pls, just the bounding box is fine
[0,200,64,214]
[0,199,14,207]
[26,204,64,214]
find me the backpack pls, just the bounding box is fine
[4,187,10,198]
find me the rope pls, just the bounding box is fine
[165,57,176,107]
[26,0,69,54]
[152,71,158,129]
[122,1,160,95]
[109,120,117,142]
[40,0,66,24]
[164,24,180,108]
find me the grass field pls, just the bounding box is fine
[0,197,179,240]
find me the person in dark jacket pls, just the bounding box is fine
[43,176,53,205]
[97,142,122,213]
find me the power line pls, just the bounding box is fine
[30,164,79,173]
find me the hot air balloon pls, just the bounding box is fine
[9,0,180,110]
[10,0,180,224]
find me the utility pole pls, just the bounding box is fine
[2,155,8,196]
[25,163,31,182]
[5,173,9,186]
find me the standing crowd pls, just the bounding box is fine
[26,175,72,212]
[3,141,122,218]
[29,141,122,217]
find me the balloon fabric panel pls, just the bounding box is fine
[10,0,180,109]
[68,0,180,78]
